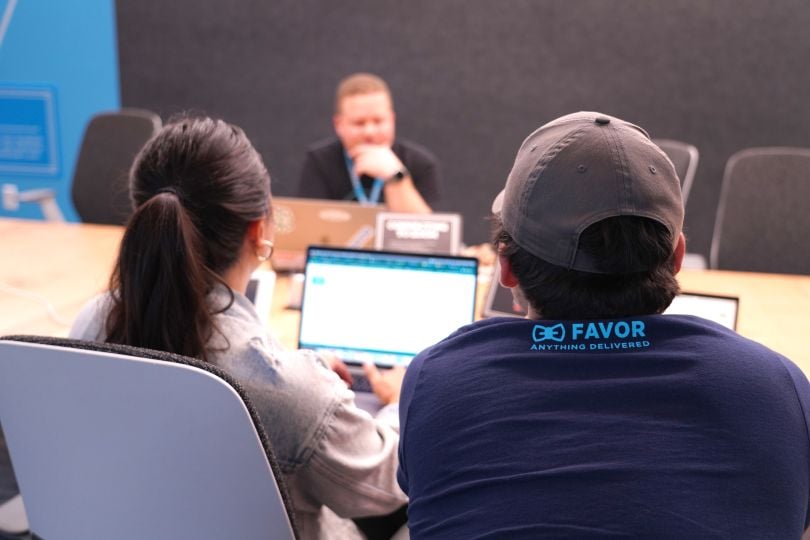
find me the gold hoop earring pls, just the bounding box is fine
[256,239,274,262]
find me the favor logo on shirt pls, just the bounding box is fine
[530,320,651,351]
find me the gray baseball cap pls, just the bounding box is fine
[492,111,684,273]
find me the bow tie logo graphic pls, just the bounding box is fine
[532,323,566,343]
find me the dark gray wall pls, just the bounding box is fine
[117,0,810,257]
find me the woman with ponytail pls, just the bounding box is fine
[70,116,406,539]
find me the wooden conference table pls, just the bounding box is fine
[2,218,810,375]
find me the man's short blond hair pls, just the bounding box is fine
[335,73,392,113]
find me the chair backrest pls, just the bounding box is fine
[0,335,298,540]
[653,139,699,205]
[71,109,161,225]
[710,147,810,274]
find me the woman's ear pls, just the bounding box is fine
[247,219,265,245]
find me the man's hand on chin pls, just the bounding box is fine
[349,144,404,179]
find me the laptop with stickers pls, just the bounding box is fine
[298,246,479,396]
[270,197,384,272]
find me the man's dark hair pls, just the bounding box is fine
[493,215,680,319]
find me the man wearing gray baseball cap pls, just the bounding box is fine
[397,112,810,538]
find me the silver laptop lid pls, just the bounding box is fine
[482,261,739,330]
[271,197,382,271]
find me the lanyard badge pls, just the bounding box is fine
[344,153,384,205]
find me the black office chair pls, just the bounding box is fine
[0,335,298,540]
[70,109,161,224]
[710,147,810,275]
[652,139,705,268]
[2,109,161,225]
[653,139,699,206]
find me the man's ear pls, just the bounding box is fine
[673,232,686,274]
[498,253,520,288]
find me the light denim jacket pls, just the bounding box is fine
[69,285,407,539]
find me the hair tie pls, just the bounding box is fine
[156,186,180,197]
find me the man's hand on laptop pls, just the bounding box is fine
[363,363,405,405]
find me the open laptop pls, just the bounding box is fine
[298,246,479,399]
[270,197,384,272]
[482,263,739,330]
[664,292,739,330]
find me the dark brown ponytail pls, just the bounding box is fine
[105,116,271,359]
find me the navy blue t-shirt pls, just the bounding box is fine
[398,315,810,539]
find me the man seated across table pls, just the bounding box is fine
[397,111,810,538]
[297,73,440,213]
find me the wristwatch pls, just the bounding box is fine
[385,168,409,184]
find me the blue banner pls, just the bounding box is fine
[0,86,59,175]
[0,0,119,220]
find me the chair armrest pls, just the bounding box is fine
[2,184,65,221]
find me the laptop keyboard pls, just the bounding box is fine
[351,373,373,393]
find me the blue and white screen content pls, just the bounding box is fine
[299,249,478,367]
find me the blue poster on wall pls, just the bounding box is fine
[0,0,119,220]
[0,86,59,175]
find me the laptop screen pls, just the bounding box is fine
[664,292,739,330]
[298,247,479,367]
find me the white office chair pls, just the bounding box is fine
[0,336,298,540]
